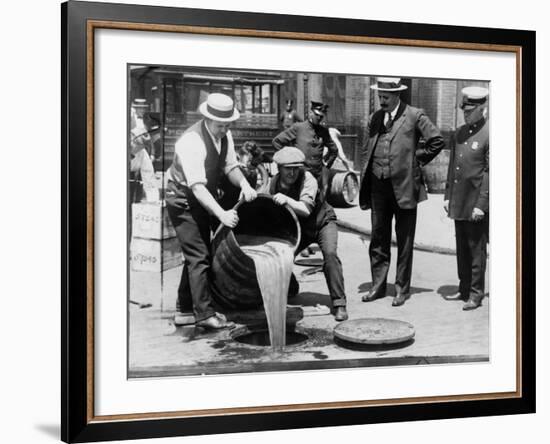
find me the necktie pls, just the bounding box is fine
[384,112,393,132]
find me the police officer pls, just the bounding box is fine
[272,101,338,198]
[444,86,489,310]
[269,146,348,321]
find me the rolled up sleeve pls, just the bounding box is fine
[299,171,318,212]
[175,132,207,187]
[223,131,239,175]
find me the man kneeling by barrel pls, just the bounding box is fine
[269,146,348,321]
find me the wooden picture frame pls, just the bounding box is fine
[62,1,535,442]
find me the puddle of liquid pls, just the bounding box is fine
[236,235,294,352]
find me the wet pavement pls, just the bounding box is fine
[129,208,489,377]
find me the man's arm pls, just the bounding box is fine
[443,132,456,213]
[191,184,239,228]
[359,115,374,172]
[322,128,338,169]
[272,172,317,218]
[226,167,257,202]
[272,125,298,151]
[415,110,445,166]
[475,141,489,214]
[273,194,312,218]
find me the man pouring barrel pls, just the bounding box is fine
[165,93,257,329]
[269,146,349,321]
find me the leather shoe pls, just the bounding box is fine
[463,295,483,311]
[361,291,381,303]
[445,292,468,301]
[392,293,409,307]
[196,313,235,330]
[334,306,348,322]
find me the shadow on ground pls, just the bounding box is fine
[289,291,332,308]
[358,282,432,296]
[334,337,415,352]
[35,424,59,439]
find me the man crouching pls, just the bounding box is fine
[269,146,348,321]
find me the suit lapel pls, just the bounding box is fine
[389,103,408,142]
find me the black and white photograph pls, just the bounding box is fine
[127,64,491,378]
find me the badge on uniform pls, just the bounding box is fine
[471,141,479,150]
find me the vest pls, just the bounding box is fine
[371,118,392,179]
[167,120,228,208]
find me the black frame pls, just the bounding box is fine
[62,1,536,442]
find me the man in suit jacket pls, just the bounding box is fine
[359,77,445,306]
[444,86,489,311]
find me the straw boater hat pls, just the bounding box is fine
[132,98,149,109]
[460,86,489,109]
[370,77,408,92]
[199,93,240,122]
[273,147,305,167]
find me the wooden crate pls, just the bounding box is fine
[131,202,176,240]
[131,237,183,272]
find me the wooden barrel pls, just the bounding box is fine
[210,194,301,309]
[327,170,359,207]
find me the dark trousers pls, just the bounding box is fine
[165,198,216,322]
[369,174,417,297]
[455,218,489,298]
[297,219,346,307]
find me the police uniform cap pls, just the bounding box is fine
[273,147,305,167]
[311,101,328,116]
[461,86,489,109]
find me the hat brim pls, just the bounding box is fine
[199,102,240,122]
[278,162,304,167]
[312,109,326,116]
[370,84,408,92]
[460,104,480,110]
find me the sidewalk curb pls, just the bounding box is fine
[336,219,456,256]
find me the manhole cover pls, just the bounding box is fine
[334,318,415,345]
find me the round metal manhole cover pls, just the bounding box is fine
[334,318,415,345]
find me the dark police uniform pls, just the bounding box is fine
[445,114,489,304]
[272,119,337,178]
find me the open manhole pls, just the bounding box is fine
[232,328,308,347]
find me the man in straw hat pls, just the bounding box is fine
[444,86,489,311]
[359,77,445,307]
[269,146,348,321]
[165,93,257,329]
